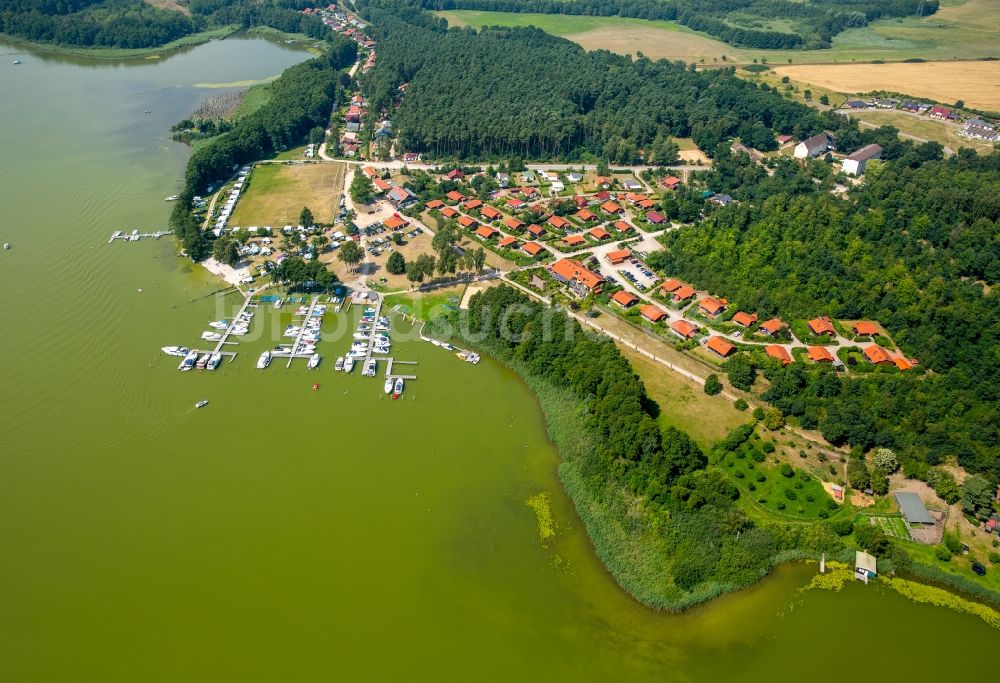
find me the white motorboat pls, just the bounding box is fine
[13,60,23,65]
[209,320,229,330]
[195,353,210,369]
[372,347,390,355]
[161,346,185,356]
[335,356,345,371]
[201,331,222,341]
[384,377,394,394]
[307,354,321,369]
[392,377,404,399]
[165,195,179,201]
[363,359,377,376]
[441,343,454,351]
[353,333,369,340]
[179,350,198,371]
[346,350,367,359]
[343,357,355,372]
[207,352,222,370]
[3,242,10,250]
[195,400,209,409]
[256,351,272,369]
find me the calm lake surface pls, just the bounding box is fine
[0,35,994,682]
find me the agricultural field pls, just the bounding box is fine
[228,162,346,227]
[439,0,1000,65]
[720,442,840,520]
[774,61,1000,112]
[867,515,912,540]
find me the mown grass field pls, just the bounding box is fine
[228,162,345,227]
[774,61,1000,111]
[438,0,1000,65]
[721,444,838,520]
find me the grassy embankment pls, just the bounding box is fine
[438,0,1000,64]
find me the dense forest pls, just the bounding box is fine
[460,285,862,608]
[169,35,356,258]
[648,151,1000,480]
[417,0,936,49]
[0,0,331,49]
[358,0,829,160]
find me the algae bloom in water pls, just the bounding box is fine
[526,493,556,545]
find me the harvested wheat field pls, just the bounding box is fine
[565,26,738,62]
[774,61,1000,112]
[229,162,346,227]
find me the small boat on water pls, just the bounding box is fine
[161,346,188,357]
[196,353,210,370]
[206,352,222,370]
[343,357,355,373]
[179,350,198,371]
[363,359,377,377]
[165,195,179,201]
[256,351,271,369]
[208,320,229,330]
[335,357,345,371]
[307,354,321,369]
[346,350,367,360]
[392,377,404,399]
[13,60,23,65]
[195,400,209,409]
[384,377,394,394]
[352,333,368,340]
[201,331,222,341]
[3,242,10,250]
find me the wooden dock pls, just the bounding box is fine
[385,357,417,380]
[211,292,255,355]
[109,229,173,244]
[283,296,320,367]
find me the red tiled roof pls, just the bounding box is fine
[426,199,445,210]
[863,344,892,365]
[562,234,586,246]
[475,225,498,239]
[638,199,656,210]
[640,304,667,322]
[673,285,696,301]
[589,227,611,240]
[600,201,623,214]
[606,248,631,265]
[671,320,698,338]
[661,176,681,188]
[361,166,378,178]
[759,318,783,335]
[458,215,477,228]
[808,316,836,336]
[549,258,604,292]
[893,356,914,371]
[612,290,638,308]
[699,296,727,316]
[480,206,502,219]
[373,178,391,191]
[660,279,683,293]
[441,207,458,218]
[446,191,464,202]
[646,211,665,224]
[506,197,525,208]
[706,336,735,357]
[548,215,570,229]
[765,345,792,365]
[504,217,524,231]
[527,224,545,236]
[613,220,634,232]
[732,312,758,327]
[498,235,518,248]
[384,215,407,230]
[463,199,483,210]
[576,208,597,221]
[853,321,880,336]
[808,346,835,362]
[522,242,544,256]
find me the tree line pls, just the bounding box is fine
[357,0,830,161]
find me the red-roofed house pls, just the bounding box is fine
[612,290,638,309]
[808,316,836,336]
[808,346,835,363]
[520,187,540,199]
[475,225,499,240]
[522,242,545,257]
[548,215,570,230]
[498,235,518,249]
[463,198,483,211]
[699,296,727,318]
[646,211,665,224]
[613,220,634,233]
[863,344,893,365]
[600,201,623,215]
[372,177,391,193]
[480,206,502,220]
[549,258,604,295]
[766,345,792,365]
[441,207,459,219]
[660,279,684,293]
[589,227,611,241]
[446,169,465,180]
[446,191,465,203]
[562,234,586,247]
[594,176,612,189]
[426,199,445,210]
[893,356,914,371]
[606,249,631,265]
[852,321,880,336]
[929,105,953,120]
[575,208,597,222]
[527,224,545,237]
[361,165,379,179]
[706,336,735,358]
[506,197,525,210]
[661,176,682,190]
[732,312,758,328]
[640,304,667,323]
[504,217,524,231]
[671,320,699,339]
[672,286,696,302]
[458,215,477,229]
[759,318,784,336]
[384,215,407,231]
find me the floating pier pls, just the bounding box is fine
[109,229,173,244]
[385,358,417,380]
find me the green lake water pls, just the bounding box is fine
[0,35,995,682]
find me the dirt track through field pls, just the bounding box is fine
[774,61,1000,111]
